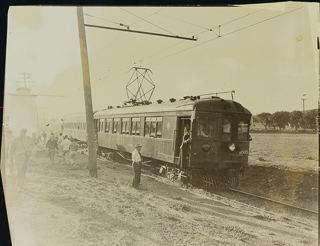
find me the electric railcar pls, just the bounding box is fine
[62,96,252,187]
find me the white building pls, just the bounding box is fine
[4,87,38,137]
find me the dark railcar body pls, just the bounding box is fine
[62,97,252,185]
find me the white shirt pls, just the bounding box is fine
[132,148,142,163]
[61,139,71,151]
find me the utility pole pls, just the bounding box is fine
[77,7,97,177]
[17,72,33,88]
[302,94,307,114]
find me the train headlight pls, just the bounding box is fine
[201,144,211,152]
[228,143,236,152]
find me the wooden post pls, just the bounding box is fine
[76,7,97,177]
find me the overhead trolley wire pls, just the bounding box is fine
[194,9,263,37]
[85,13,130,29]
[136,9,263,65]
[91,5,306,88]
[129,8,164,27]
[155,11,211,31]
[145,5,307,66]
[119,7,176,36]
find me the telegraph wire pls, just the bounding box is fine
[85,13,130,29]
[129,8,164,27]
[92,5,306,88]
[136,9,263,65]
[223,5,307,37]
[119,7,176,36]
[145,5,307,66]
[194,9,263,37]
[134,40,185,65]
[156,12,211,31]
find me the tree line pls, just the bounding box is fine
[254,109,319,131]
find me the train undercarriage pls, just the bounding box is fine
[93,146,243,189]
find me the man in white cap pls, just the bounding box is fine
[132,143,142,188]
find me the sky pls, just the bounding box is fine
[4,2,320,124]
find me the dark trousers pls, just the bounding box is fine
[132,162,141,187]
[13,155,27,189]
[48,148,56,164]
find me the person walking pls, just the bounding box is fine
[61,135,71,164]
[69,139,78,166]
[46,133,58,164]
[42,131,47,144]
[57,133,63,155]
[30,132,39,163]
[5,130,15,175]
[8,128,33,191]
[132,143,142,188]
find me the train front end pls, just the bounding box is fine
[189,98,252,187]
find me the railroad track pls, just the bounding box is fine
[227,188,318,216]
[97,153,318,221]
[96,154,318,231]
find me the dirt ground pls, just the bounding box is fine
[238,165,318,211]
[245,133,318,211]
[3,148,318,246]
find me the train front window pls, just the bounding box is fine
[197,116,217,139]
[238,120,249,141]
[221,116,231,141]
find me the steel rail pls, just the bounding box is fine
[228,188,318,215]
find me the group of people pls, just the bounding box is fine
[46,133,78,166]
[6,128,79,192]
[6,122,191,191]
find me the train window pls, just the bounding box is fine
[145,117,151,137]
[221,116,231,141]
[157,119,163,137]
[131,118,141,136]
[197,116,217,138]
[145,117,162,138]
[105,119,112,133]
[238,120,249,140]
[77,124,80,130]
[150,121,157,137]
[136,120,141,135]
[99,119,105,133]
[121,118,130,135]
[113,118,120,134]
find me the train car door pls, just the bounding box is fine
[175,117,191,169]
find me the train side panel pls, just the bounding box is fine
[97,115,177,163]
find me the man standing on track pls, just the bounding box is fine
[132,143,142,188]
[46,133,58,164]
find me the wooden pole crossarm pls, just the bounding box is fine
[84,24,198,41]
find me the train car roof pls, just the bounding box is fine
[94,99,194,117]
[194,98,251,115]
[94,97,251,118]
[62,112,86,122]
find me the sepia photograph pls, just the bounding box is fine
[1,2,319,245]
